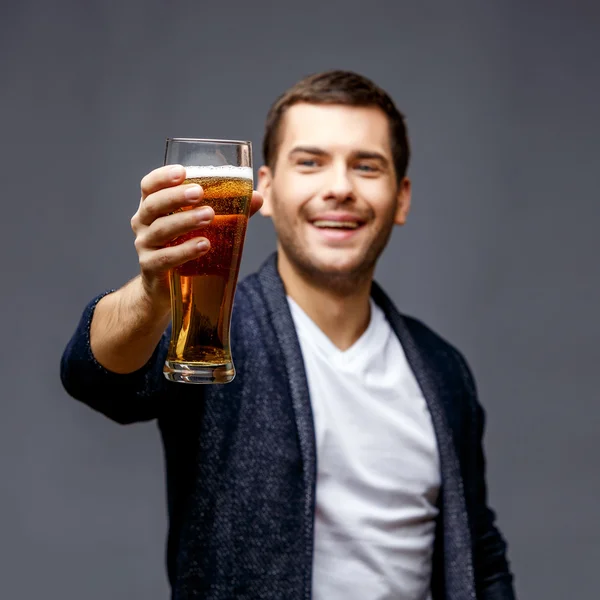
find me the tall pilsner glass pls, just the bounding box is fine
[162,138,253,384]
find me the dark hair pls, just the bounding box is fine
[262,70,410,181]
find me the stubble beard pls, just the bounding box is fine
[276,217,396,297]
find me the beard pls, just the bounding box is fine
[273,199,397,296]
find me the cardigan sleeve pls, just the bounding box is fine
[60,291,171,424]
[456,352,517,600]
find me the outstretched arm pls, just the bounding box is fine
[60,165,263,423]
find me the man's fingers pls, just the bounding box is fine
[138,170,261,229]
[138,236,211,274]
[141,164,186,198]
[136,183,205,227]
[136,206,215,249]
[249,191,263,218]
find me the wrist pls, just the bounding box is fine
[130,276,171,327]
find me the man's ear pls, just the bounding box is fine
[394,177,412,226]
[257,165,273,217]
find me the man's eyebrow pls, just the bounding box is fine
[353,151,389,163]
[288,146,328,157]
[287,147,390,164]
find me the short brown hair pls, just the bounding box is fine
[262,70,410,181]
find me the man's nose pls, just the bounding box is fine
[323,163,354,202]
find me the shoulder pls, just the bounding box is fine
[394,313,486,453]
[402,314,467,362]
[402,313,476,389]
[371,278,478,406]
[401,313,455,352]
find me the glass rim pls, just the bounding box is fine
[166,137,252,146]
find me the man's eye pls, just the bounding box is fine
[298,159,319,167]
[355,163,379,172]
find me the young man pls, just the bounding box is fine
[61,70,516,599]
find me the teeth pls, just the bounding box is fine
[313,220,360,229]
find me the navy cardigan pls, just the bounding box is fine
[61,254,516,600]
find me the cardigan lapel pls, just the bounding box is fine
[371,282,476,600]
[257,254,317,600]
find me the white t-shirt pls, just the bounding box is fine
[288,297,441,600]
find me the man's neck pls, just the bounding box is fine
[278,253,373,351]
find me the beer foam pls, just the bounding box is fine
[184,165,253,181]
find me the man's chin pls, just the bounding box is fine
[277,243,376,289]
[301,254,373,283]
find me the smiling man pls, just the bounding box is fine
[61,71,516,599]
[258,99,411,350]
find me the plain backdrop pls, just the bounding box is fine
[1,0,599,598]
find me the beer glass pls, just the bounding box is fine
[162,138,253,384]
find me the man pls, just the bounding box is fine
[61,70,516,599]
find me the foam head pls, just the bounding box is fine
[184,165,253,181]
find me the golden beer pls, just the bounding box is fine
[164,166,253,383]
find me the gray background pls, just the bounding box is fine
[1,0,598,598]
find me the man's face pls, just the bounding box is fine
[258,103,411,286]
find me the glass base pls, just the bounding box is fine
[163,360,235,384]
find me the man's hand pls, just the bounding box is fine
[89,165,263,374]
[131,164,263,309]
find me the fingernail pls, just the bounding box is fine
[170,165,184,180]
[185,185,201,200]
[197,239,209,251]
[195,207,213,222]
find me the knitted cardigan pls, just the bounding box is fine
[61,254,516,600]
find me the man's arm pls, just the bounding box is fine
[60,165,263,423]
[471,401,516,600]
[61,165,215,422]
[90,276,169,373]
[91,165,217,374]
[457,353,517,600]
[60,289,170,424]
[91,165,263,375]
